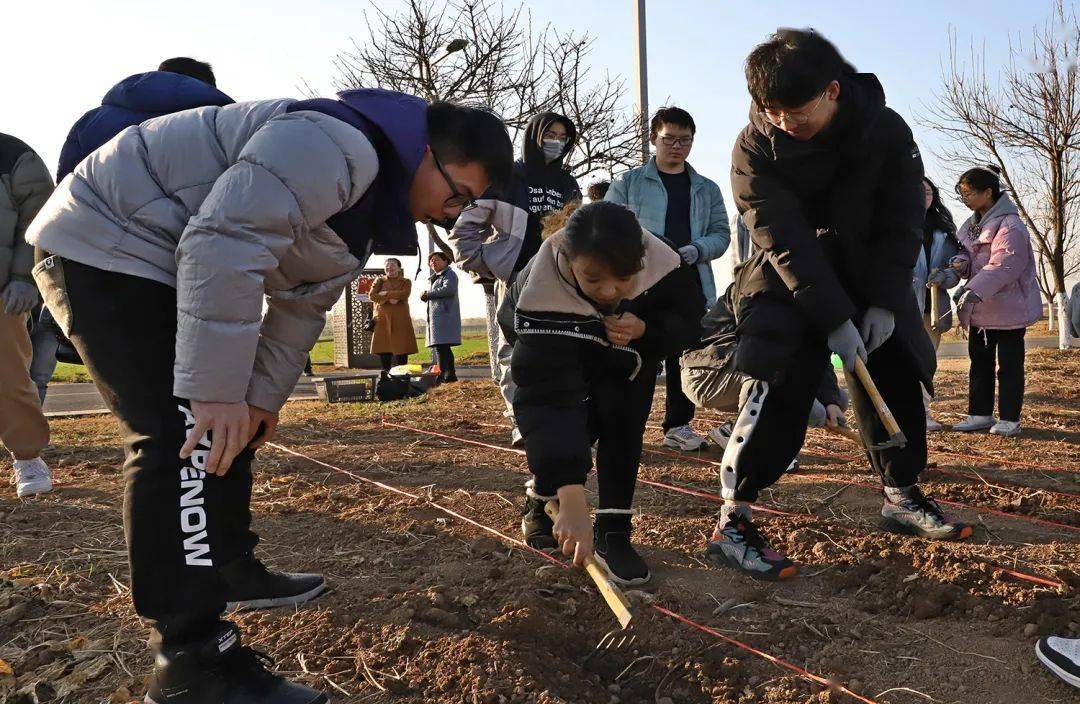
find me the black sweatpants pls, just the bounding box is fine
[432,344,456,378]
[723,332,927,501]
[663,353,696,431]
[38,257,257,647]
[532,360,658,511]
[968,326,1026,422]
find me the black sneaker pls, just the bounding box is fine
[593,514,650,586]
[521,495,558,553]
[705,516,797,581]
[221,555,326,613]
[1036,636,1080,689]
[145,624,328,704]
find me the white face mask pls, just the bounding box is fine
[542,139,567,162]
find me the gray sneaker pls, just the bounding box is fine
[663,425,707,451]
[881,487,972,540]
[952,415,995,432]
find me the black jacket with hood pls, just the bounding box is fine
[448,113,581,282]
[730,72,935,388]
[498,228,704,491]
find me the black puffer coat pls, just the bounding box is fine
[730,72,934,388]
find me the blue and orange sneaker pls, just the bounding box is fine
[705,516,797,581]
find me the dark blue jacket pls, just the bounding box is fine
[57,71,233,180]
[290,89,429,256]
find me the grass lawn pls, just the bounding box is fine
[310,333,490,369]
[49,334,492,383]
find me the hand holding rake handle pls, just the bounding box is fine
[847,357,907,450]
[544,501,634,628]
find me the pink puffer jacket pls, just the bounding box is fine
[954,194,1042,330]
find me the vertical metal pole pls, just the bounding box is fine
[633,0,649,164]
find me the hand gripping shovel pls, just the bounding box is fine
[543,501,634,628]
[543,501,637,663]
[845,357,907,451]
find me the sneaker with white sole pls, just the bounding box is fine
[708,422,733,450]
[663,425,707,451]
[593,513,650,586]
[989,420,1022,437]
[881,486,973,540]
[705,515,797,581]
[220,555,326,612]
[952,415,995,432]
[510,425,524,448]
[925,415,945,432]
[1036,635,1080,690]
[13,458,52,497]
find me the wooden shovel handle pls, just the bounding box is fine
[824,423,863,446]
[543,501,634,628]
[852,357,903,439]
[929,282,941,324]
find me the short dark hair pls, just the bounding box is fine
[562,201,645,278]
[744,28,854,109]
[650,106,696,135]
[158,57,217,87]
[428,251,450,265]
[428,102,513,194]
[957,165,1003,200]
[586,181,610,201]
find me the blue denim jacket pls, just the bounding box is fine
[605,157,730,306]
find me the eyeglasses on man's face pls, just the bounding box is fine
[433,151,477,212]
[761,90,827,128]
[657,134,694,147]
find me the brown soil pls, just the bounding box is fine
[1,348,1077,703]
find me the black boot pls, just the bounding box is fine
[145,624,327,704]
[221,554,326,612]
[593,511,650,586]
[521,482,558,553]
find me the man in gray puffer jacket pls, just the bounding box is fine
[28,89,511,704]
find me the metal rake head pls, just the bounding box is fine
[581,626,638,665]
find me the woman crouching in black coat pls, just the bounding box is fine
[497,200,704,585]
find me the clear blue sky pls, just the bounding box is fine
[1,0,1061,318]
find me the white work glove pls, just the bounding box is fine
[826,319,867,372]
[678,244,700,266]
[0,280,40,315]
[859,306,895,355]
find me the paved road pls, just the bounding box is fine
[42,338,1062,417]
[44,367,493,417]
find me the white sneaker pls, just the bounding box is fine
[510,426,524,448]
[925,415,945,432]
[663,425,707,451]
[708,422,734,450]
[13,458,53,498]
[1036,636,1080,689]
[989,420,1022,437]
[952,415,995,432]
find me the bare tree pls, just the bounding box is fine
[332,0,639,180]
[920,1,1080,347]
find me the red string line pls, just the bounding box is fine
[389,423,1067,590]
[267,441,885,704]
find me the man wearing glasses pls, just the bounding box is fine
[706,28,967,584]
[605,106,731,453]
[28,88,511,704]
